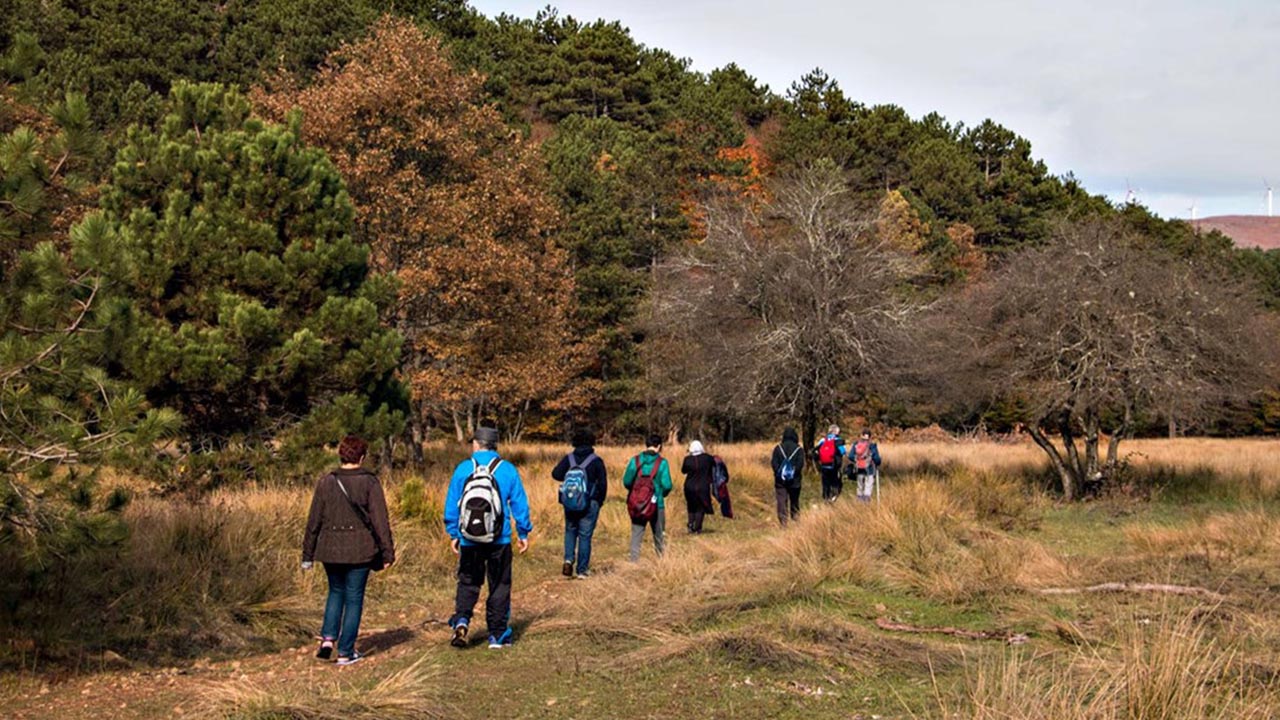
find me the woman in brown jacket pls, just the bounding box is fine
[302,436,395,665]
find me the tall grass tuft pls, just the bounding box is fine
[942,612,1279,719]
[197,656,449,719]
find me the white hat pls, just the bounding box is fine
[688,440,705,456]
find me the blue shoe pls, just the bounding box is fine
[450,618,469,648]
[487,628,513,649]
[335,651,362,666]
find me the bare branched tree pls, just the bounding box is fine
[935,218,1277,500]
[646,160,923,449]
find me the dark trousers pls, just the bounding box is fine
[775,485,801,526]
[452,543,513,637]
[820,465,843,501]
[685,484,710,533]
[563,500,601,574]
[321,562,371,658]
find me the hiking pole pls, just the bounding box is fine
[875,469,881,505]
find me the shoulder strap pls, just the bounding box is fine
[332,473,384,555]
[784,445,801,461]
[639,453,660,481]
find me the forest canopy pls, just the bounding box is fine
[1,0,1276,495]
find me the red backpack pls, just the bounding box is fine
[626,454,661,523]
[854,440,873,470]
[817,438,838,466]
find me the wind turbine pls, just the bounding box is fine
[1265,179,1273,217]
[1187,198,1198,221]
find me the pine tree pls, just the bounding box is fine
[85,81,404,452]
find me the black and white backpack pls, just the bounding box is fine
[459,457,504,543]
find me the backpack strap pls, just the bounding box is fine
[331,473,386,563]
[567,452,597,471]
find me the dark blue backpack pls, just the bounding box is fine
[559,453,595,513]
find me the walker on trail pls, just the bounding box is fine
[849,429,882,503]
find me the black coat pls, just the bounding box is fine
[551,445,608,504]
[771,440,806,488]
[681,453,715,509]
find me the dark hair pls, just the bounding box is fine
[571,427,595,448]
[860,429,871,438]
[338,435,368,464]
[473,425,500,450]
[645,433,663,449]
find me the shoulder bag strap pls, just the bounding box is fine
[333,474,385,557]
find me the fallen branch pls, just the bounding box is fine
[874,617,1027,644]
[1035,582,1226,602]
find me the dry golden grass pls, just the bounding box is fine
[196,656,448,720]
[944,612,1279,719]
[1125,508,1280,563]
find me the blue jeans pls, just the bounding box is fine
[321,563,371,657]
[563,500,601,574]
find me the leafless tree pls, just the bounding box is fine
[935,218,1277,500]
[645,160,923,449]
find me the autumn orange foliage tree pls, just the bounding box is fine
[255,16,594,450]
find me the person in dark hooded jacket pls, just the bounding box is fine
[550,428,607,578]
[771,427,806,526]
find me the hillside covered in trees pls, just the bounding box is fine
[2,0,1277,489]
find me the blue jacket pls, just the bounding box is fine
[443,450,533,547]
[850,440,882,472]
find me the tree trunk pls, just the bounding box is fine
[452,409,466,443]
[1083,412,1100,482]
[1104,405,1132,477]
[379,435,394,470]
[409,413,426,467]
[1028,425,1076,501]
[509,399,531,444]
[1057,414,1084,501]
[802,397,818,462]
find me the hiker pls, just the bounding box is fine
[771,427,806,526]
[622,434,673,560]
[851,429,883,502]
[814,424,847,501]
[681,440,716,533]
[550,428,607,578]
[443,426,533,650]
[301,435,395,666]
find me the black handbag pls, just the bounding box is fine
[332,474,388,571]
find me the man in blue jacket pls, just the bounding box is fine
[443,426,532,649]
[550,427,607,578]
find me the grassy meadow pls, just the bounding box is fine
[6,438,1280,719]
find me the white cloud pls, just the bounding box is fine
[471,0,1280,219]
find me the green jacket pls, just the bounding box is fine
[622,450,674,509]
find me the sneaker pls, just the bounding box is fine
[335,651,362,666]
[487,628,513,649]
[561,560,573,577]
[315,638,335,660]
[450,620,469,648]
[575,571,590,579]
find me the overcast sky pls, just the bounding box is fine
[470,0,1280,221]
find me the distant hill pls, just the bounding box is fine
[1191,216,1280,250]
